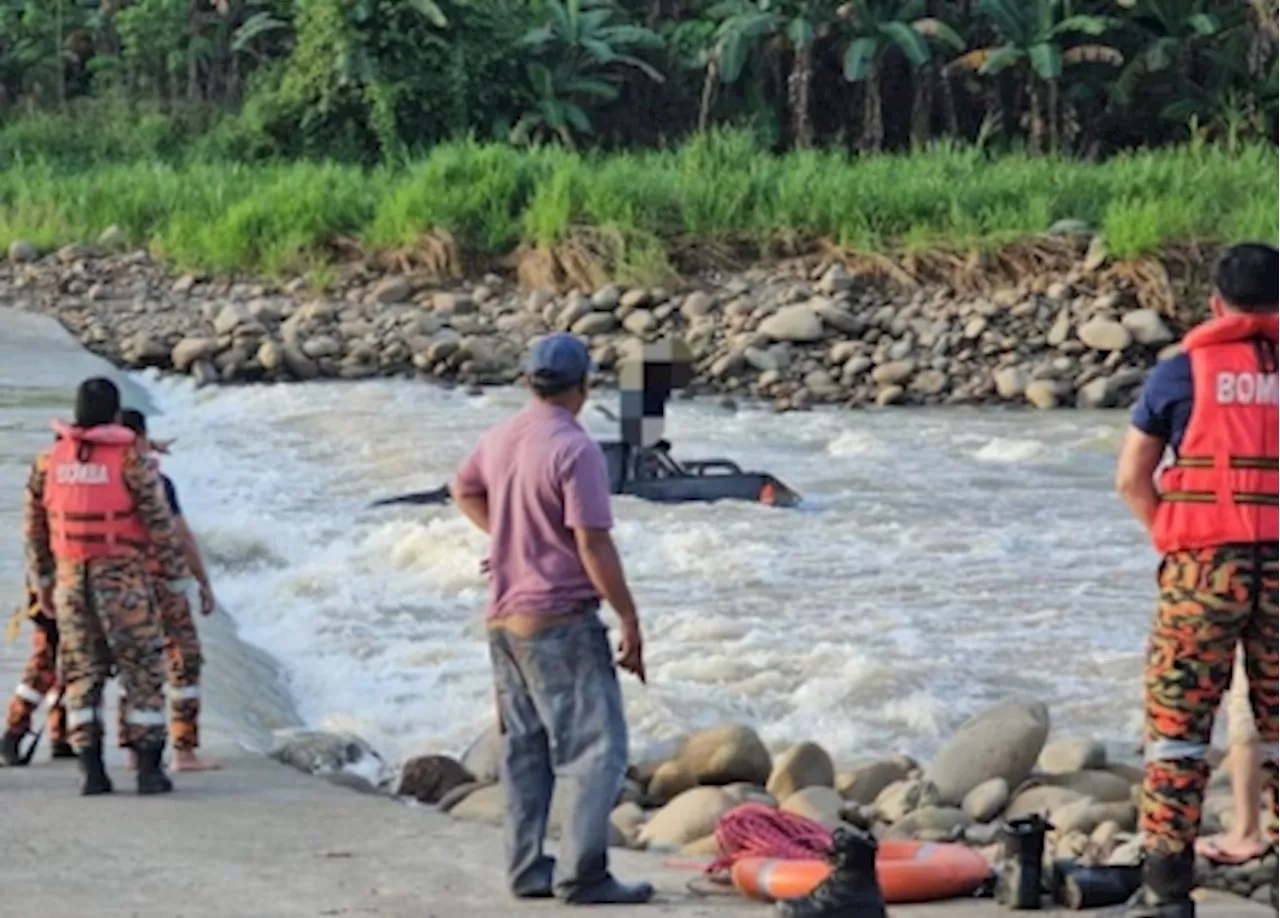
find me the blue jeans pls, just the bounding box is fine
[488,613,629,899]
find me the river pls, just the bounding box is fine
[0,307,1162,766]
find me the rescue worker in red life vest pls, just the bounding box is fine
[1,587,72,765]
[116,409,220,773]
[22,377,194,796]
[1116,242,1279,918]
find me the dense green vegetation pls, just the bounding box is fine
[1,0,1276,161]
[2,133,1273,278]
[1,2,1274,279]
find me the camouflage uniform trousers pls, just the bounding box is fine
[4,614,66,745]
[1141,542,1279,855]
[56,557,168,751]
[116,579,203,751]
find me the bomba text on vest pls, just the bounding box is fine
[54,463,110,485]
[1216,371,1279,406]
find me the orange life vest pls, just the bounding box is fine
[1152,312,1279,554]
[43,420,150,561]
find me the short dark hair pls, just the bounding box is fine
[74,378,120,428]
[1214,243,1279,314]
[529,372,585,399]
[118,409,147,436]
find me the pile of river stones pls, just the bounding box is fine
[267,700,1275,904]
[4,233,1189,411]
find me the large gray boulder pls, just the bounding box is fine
[924,701,1050,806]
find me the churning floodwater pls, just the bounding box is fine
[1,308,1160,766]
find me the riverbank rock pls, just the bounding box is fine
[397,754,474,805]
[450,783,505,825]
[0,251,1197,413]
[778,787,845,830]
[875,779,940,823]
[9,239,38,263]
[961,777,1009,823]
[767,742,835,800]
[1037,737,1107,775]
[268,729,392,792]
[460,724,502,785]
[639,787,736,848]
[889,806,971,840]
[836,756,916,805]
[611,802,646,849]
[1004,784,1087,821]
[924,701,1050,806]
[1078,318,1132,352]
[647,761,698,806]
[1045,769,1132,803]
[675,724,772,787]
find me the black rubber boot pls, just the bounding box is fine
[135,743,174,795]
[1121,850,1195,918]
[1,730,25,766]
[50,741,76,760]
[995,815,1050,909]
[776,826,888,918]
[78,741,114,796]
[1056,864,1143,910]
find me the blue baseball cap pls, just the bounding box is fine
[525,333,592,386]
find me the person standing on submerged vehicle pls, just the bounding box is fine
[450,332,653,906]
[1115,242,1279,918]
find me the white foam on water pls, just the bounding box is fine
[120,370,1160,767]
[973,437,1047,463]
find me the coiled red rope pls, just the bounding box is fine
[705,803,834,878]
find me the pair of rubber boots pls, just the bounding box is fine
[79,740,173,796]
[995,814,1194,918]
[776,826,887,918]
[0,730,75,766]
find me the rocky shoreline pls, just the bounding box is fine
[272,701,1275,906]
[4,233,1191,411]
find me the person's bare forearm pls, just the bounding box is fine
[578,533,637,623]
[453,492,490,535]
[1118,479,1160,534]
[175,516,211,587]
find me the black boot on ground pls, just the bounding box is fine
[1055,864,1143,910]
[1,730,26,766]
[135,743,174,795]
[995,815,1050,909]
[50,740,76,760]
[78,742,114,795]
[1121,849,1195,918]
[776,826,888,918]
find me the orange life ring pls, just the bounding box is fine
[731,841,992,905]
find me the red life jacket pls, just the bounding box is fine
[1152,312,1279,554]
[43,420,150,561]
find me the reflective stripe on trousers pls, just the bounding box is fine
[124,708,167,727]
[13,683,43,705]
[66,707,103,729]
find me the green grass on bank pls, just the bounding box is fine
[1,132,1275,279]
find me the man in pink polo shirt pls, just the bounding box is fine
[451,332,652,906]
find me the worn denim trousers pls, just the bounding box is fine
[488,612,629,898]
